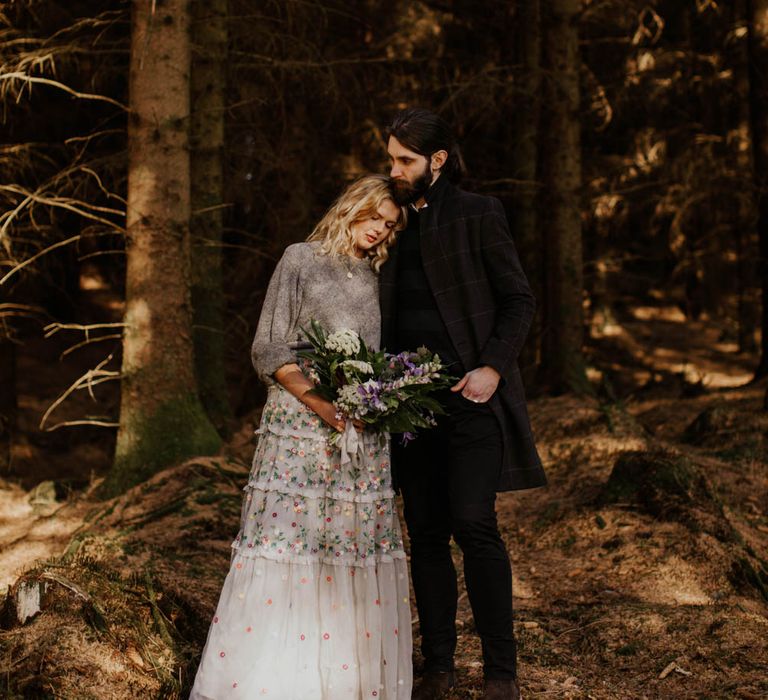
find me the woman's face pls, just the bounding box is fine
[350,199,400,256]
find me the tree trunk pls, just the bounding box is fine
[732,0,758,354]
[538,0,589,393]
[509,0,542,386]
[0,335,16,473]
[103,0,220,498]
[190,0,231,435]
[748,0,768,377]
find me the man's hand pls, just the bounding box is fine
[450,365,501,403]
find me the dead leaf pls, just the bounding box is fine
[659,661,677,679]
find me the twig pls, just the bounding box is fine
[43,418,119,431]
[44,321,126,338]
[39,351,120,430]
[0,230,123,286]
[0,72,127,109]
[60,334,122,359]
[0,234,80,285]
[555,618,607,639]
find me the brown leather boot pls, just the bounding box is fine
[411,670,456,700]
[481,678,521,700]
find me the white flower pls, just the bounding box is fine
[325,329,361,355]
[340,359,374,375]
[335,383,366,418]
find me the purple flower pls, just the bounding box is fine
[400,432,415,446]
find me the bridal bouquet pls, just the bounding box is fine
[297,320,455,449]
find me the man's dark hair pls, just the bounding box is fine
[387,107,466,184]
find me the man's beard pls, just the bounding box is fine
[390,161,432,205]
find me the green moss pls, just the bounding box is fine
[615,642,640,656]
[99,393,221,499]
[535,501,561,530]
[195,489,225,505]
[599,450,700,507]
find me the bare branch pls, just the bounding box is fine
[0,72,127,110]
[44,321,127,338]
[39,351,120,431]
[59,334,122,359]
[43,418,120,432]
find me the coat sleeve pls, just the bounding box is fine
[251,245,303,383]
[477,197,536,382]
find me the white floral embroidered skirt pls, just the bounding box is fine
[190,386,413,699]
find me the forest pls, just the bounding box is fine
[1,0,767,697]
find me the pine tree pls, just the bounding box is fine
[102,0,220,497]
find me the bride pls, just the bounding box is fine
[190,175,413,699]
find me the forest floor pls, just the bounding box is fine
[1,304,767,699]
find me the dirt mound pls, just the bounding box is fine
[0,456,249,699]
[1,384,767,699]
[599,449,731,538]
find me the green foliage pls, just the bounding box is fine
[297,319,456,439]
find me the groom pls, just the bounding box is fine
[380,107,547,700]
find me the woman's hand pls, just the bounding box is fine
[313,400,365,433]
[273,363,366,432]
[313,399,346,432]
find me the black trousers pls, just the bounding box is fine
[394,392,517,680]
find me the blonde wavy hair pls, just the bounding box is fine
[306,174,407,272]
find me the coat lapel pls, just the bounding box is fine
[418,178,467,367]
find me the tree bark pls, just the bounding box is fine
[103,0,220,497]
[747,0,768,376]
[732,0,758,354]
[0,335,16,473]
[191,0,231,435]
[509,0,542,385]
[538,0,589,393]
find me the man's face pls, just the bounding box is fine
[387,135,433,206]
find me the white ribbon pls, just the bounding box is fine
[337,420,363,465]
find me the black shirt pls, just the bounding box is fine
[393,206,462,375]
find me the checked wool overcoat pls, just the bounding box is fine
[380,174,547,492]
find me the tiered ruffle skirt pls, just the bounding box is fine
[190,386,412,699]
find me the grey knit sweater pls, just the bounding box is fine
[251,241,381,384]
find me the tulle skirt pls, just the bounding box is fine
[190,386,413,699]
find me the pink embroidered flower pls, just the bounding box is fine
[300,634,306,641]
[219,651,226,657]
[323,632,330,640]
